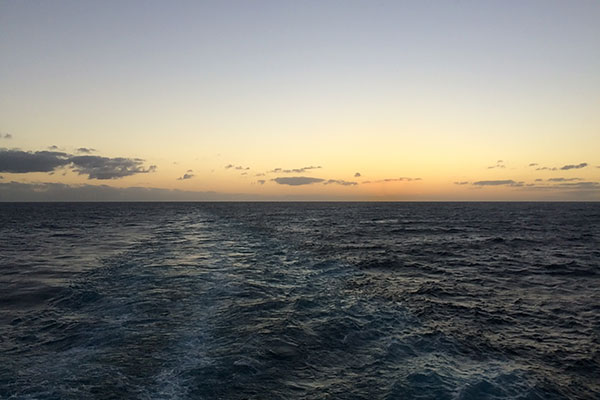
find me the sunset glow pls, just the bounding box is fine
[1,1,599,200]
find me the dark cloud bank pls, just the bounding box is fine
[0,182,366,201]
[0,182,255,202]
[455,178,600,197]
[0,149,156,179]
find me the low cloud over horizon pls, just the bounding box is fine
[0,181,248,201]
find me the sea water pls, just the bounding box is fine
[1,202,598,399]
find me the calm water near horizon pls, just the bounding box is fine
[1,202,599,399]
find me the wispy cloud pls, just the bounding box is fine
[267,166,321,174]
[354,172,361,177]
[225,164,249,170]
[547,177,582,182]
[323,179,357,186]
[454,181,469,185]
[556,181,599,188]
[256,179,266,185]
[528,163,538,167]
[1,133,13,139]
[362,177,421,184]
[487,160,506,169]
[534,162,588,171]
[272,176,325,186]
[473,180,524,187]
[76,147,96,154]
[560,162,587,170]
[522,181,600,191]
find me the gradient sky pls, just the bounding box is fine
[1,0,599,200]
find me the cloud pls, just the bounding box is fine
[48,145,60,150]
[362,177,421,184]
[177,173,194,180]
[487,160,506,169]
[535,178,543,182]
[547,177,582,182]
[225,164,249,170]
[560,162,587,170]
[0,149,156,179]
[528,163,538,167]
[454,181,469,185]
[76,147,96,154]
[187,169,193,173]
[257,179,266,185]
[272,176,325,186]
[473,180,524,187]
[69,155,156,179]
[535,162,588,171]
[556,181,599,188]
[323,179,357,186]
[0,149,71,172]
[2,133,13,139]
[255,173,265,177]
[267,166,322,174]
[518,181,600,195]
[354,172,361,177]
[0,181,260,201]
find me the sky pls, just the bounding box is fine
[1,0,599,201]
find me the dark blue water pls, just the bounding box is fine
[1,203,599,399]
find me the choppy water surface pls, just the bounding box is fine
[1,202,599,399]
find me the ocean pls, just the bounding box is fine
[1,202,598,399]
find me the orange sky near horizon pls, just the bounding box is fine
[1,1,599,200]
